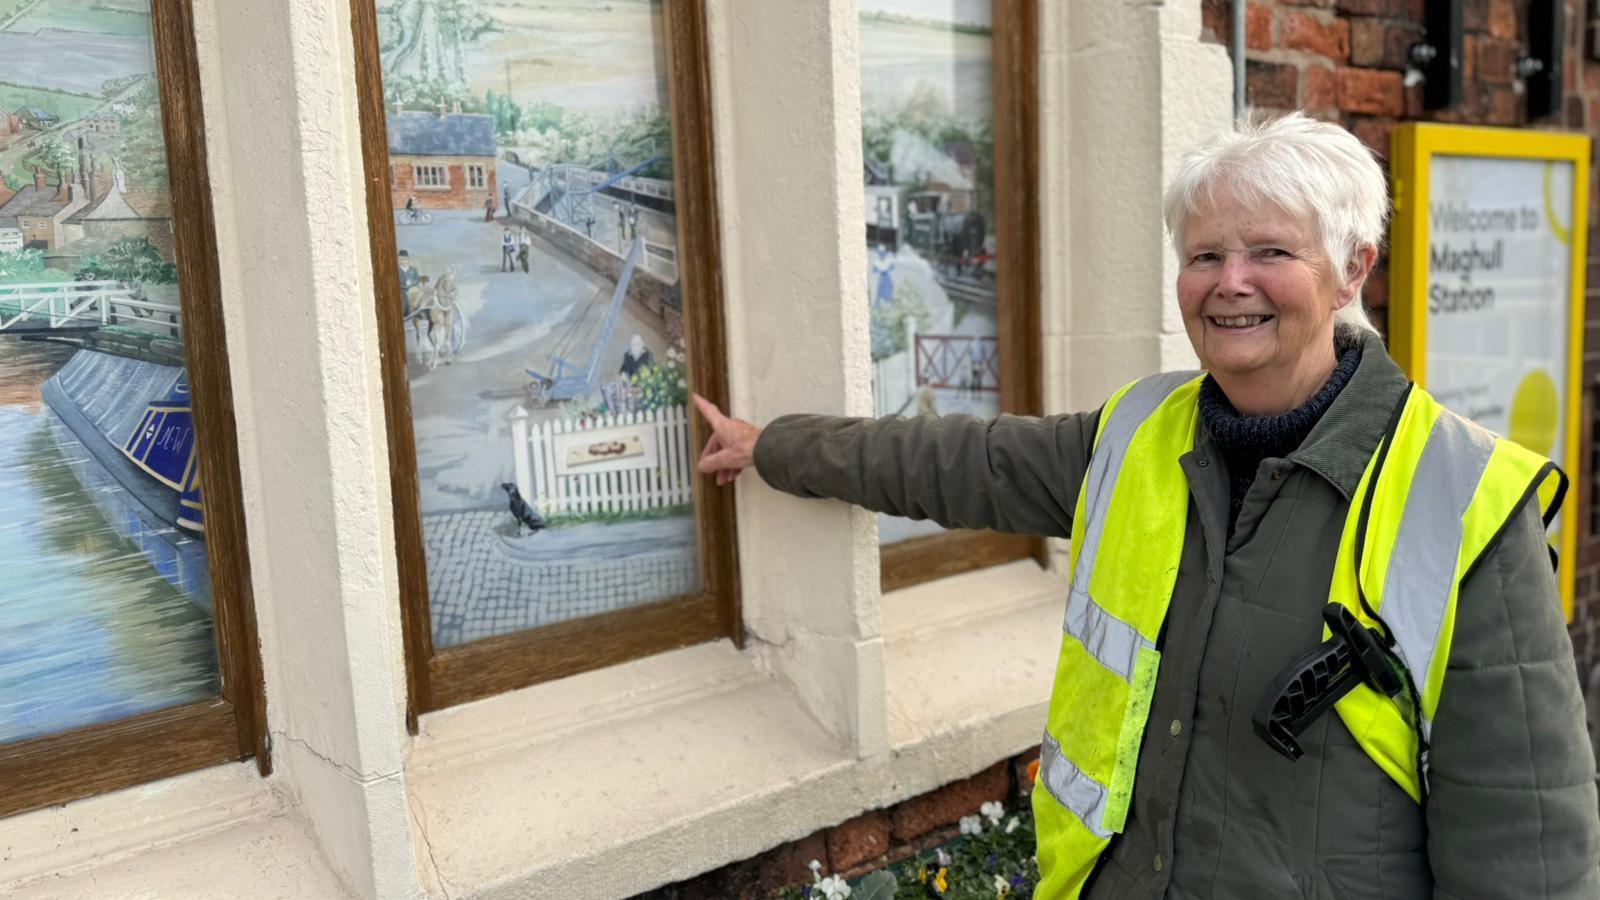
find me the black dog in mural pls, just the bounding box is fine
[501,482,545,535]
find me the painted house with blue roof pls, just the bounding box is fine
[387,106,498,212]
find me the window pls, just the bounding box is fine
[0,0,265,818]
[415,163,448,189]
[354,0,737,719]
[859,0,1042,590]
[467,164,486,189]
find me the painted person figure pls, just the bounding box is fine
[397,250,420,316]
[619,334,653,379]
[614,201,626,254]
[484,194,497,222]
[871,243,895,306]
[500,229,516,272]
[626,203,640,243]
[518,229,532,273]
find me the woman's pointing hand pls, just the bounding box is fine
[693,393,762,486]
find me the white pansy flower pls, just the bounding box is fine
[808,859,823,876]
[1005,815,1020,834]
[817,875,851,899]
[936,847,954,868]
[959,814,983,835]
[994,873,1012,897]
[981,800,1005,824]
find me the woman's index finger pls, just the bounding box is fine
[691,393,727,428]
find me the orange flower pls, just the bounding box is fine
[1025,757,1040,790]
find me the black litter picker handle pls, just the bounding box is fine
[1252,604,1404,761]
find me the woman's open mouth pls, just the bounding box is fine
[1208,314,1274,330]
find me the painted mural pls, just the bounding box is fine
[0,0,216,744]
[377,0,698,648]
[860,0,999,545]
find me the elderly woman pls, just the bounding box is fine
[694,113,1600,898]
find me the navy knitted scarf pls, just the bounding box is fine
[1198,333,1363,532]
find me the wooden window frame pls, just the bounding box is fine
[877,0,1044,593]
[351,0,740,726]
[466,163,486,189]
[0,0,268,820]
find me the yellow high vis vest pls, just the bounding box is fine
[1031,371,1564,899]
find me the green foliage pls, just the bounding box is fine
[484,90,523,137]
[75,238,177,286]
[861,82,996,227]
[21,137,77,178]
[118,80,170,188]
[541,503,692,530]
[0,248,66,285]
[511,104,672,179]
[626,350,689,413]
[870,283,928,362]
[383,73,481,115]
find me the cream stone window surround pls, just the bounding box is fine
[0,2,1230,900]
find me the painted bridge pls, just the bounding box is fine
[0,281,182,340]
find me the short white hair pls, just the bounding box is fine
[1163,111,1389,333]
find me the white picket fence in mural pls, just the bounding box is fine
[871,315,918,417]
[507,404,694,518]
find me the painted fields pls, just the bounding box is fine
[0,81,101,121]
[9,0,152,37]
[0,29,151,95]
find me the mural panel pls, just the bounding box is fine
[860,0,999,546]
[375,0,699,648]
[0,0,216,744]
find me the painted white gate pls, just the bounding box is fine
[507,404,693,517]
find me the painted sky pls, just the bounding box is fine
[859,0,990,29]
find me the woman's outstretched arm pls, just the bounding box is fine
[694,394,1099,539]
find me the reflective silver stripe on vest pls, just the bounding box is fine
[1039,731,1115,838]
[1064,371,1199,678]
[1064,586,1150,682]
[1380,409,1496,744]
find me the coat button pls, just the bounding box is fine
[1170,719,1182,736]
[1196,458,1209,468]
[1271,470,1283,480]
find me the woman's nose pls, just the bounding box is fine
[1215,252,1252,295]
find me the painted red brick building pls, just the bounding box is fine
[386,107,498,213]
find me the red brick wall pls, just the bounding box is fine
[631,750,1040,900]
[1202,0,1600,695]
[389,156,497,213]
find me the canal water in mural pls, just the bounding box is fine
[0,0,217,744]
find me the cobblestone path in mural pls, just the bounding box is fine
[424,510,698,647]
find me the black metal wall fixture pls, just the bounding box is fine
[1522,0,1564,119]
[1409,0,1463,110]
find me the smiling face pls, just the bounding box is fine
[1176,189,1359,413]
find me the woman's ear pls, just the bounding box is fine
[1336,243,1379,308]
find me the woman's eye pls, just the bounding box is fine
[1189,252,1219,264]
[1256,247,1289,258]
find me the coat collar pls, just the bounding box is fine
[1282,327,1411,502]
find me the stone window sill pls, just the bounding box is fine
[0,762,351,899]
[406,558,1063,899]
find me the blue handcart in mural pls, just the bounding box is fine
[524,235,641,407]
